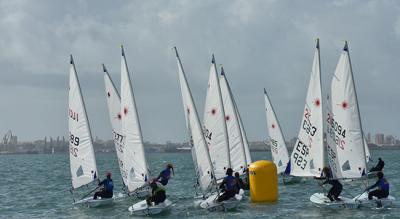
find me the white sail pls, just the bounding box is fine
[263,89,290,174]
[219,68,247,174]
[103,65,127,186]
[326,42,367,179]
[68,55,98,189]
[290,39,324,177]
[120,46,149,192]
[203,55,231,180]
[174,47,215,192]
[364,137,371,163]
[236,105,252,165]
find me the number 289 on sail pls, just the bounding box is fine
[69,132,80,157]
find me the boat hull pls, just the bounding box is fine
[310,193,360,209]
[199,189,243,211]
[128,199,172,216]
[354,192,395,208]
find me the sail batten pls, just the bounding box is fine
[120,46,149,192]
[69,56,98,189]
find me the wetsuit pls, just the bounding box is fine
[217,175,236,202]
[316,170,342,201]
[149,182,166,205]
[323,178,343,201]
[93,178,114,199]
[157,168,171,186]
[367,178,389,200]
[370,160,385,172]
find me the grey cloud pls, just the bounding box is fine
[0,0,399,142]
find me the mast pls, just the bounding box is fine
[221,67,248,167]
[344,41,367,174]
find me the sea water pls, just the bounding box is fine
[0,150,398,218]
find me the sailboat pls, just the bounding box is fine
[103,63,151,200]
[310,41,395,208]
[69,55,113,207]
[202,55,231,182]
[107,46,171,214]
[219,67,250,175]
[289,39,324,178]
[174,47,242,211]
[103,64,127,190]
[263,89,291,180]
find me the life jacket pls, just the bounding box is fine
[378,178,389,191]
[159,169,171,185]
[104,179,114,193]
[153,182,166,195]
[225,175,236,191]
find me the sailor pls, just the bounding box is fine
[370,157,385,172]
[217,168,237,202]
[315,167,343,202]
[93,172,114,200]
[146,180,167,206]
[366,171,389,200]
[157,163,175,186]
[234,172,248,193]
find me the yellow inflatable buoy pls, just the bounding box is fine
[249,160,278,202]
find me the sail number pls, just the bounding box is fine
[293,140,309,170]
[113,131,124,153]
[302,119,317,136]
[69,132,80,157]
[69,109,79,122]
[203,127,212,141]
[327,144,337,173]
[270,139,278,154]
[327,113,346,150]
[303,108,317,137]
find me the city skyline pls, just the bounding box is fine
[0,1,399,142]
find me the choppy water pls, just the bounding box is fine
[0,150,398,218]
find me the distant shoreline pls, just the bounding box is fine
[1,145,399,155]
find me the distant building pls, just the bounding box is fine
[375,133,384,145]
[385,135,395,145]
[367,133,371,143]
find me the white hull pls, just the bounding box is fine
[310,193,360,209]
[354,192,395,208]
[73,196,114,208]
[128,199,172,216]
[199,190,243,211]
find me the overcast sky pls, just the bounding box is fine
[0,0,399,143]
